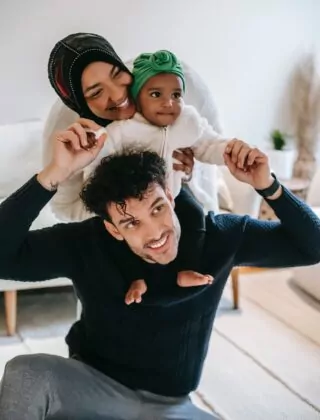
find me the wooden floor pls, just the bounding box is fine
[0,269,319,419]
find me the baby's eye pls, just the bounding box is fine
[172,92,181,99]
[150,91,161,98]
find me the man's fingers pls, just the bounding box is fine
[224,152,237,174]
[224,139,236,154]
[237,146,251,169]
[227,139,243,163]
[179,147,194,158]
[173,163,185,172]
[247,149,267,165]
[172,148,194,174]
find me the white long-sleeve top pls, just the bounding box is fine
[85,105,227,199]
[43,60,224,221]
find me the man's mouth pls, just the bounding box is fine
[146,234,169,251]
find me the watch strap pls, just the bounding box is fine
[255,173,281,198]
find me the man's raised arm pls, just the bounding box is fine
[0,118,107,282]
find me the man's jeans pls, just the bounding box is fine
[0,354,219,419]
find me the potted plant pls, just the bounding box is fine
[267,129,295,179]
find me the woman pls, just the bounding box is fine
[43,32,222,221]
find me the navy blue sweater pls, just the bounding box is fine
[0,176,319,396]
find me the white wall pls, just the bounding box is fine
[0,0,319,146]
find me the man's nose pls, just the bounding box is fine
[143,222,164,244]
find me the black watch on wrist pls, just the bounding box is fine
[255,173,281,198]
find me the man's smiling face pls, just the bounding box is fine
[104,183,181,264]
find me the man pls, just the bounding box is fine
[0,120,319,420]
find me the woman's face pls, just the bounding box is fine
[81,62,136,121]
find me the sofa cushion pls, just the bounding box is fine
[0,121,43,197]
[217,167,234,212]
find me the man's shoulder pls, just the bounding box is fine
[49,216,104,239]
[205,212,249,240]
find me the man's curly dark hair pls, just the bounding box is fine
[80,149,167,221]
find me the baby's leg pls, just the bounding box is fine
[125,279,148,305]
[177,271,213,287]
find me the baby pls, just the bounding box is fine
[86,50,234,304]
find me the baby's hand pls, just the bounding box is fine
[125,279,147,305]
[177,271,214,287]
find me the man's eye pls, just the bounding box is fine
[153,204,164,214]
[150,91,161,98]
[127,220,139,229]
[173,92,181,99]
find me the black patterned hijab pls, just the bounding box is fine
[48,32,131,126]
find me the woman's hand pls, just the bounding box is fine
[172,148,195,181]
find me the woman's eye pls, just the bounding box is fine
[112,67,122,78]
[89,90,102,99]
[150,91,161,98]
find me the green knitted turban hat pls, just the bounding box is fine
[131,50,185,101]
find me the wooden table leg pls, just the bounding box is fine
[231,268,239,310]
[4,290,17,336]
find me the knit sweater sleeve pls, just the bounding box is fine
[234,187,320,267]
[0,176,77,281]
[42,99,93,222]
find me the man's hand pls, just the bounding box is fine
[38,119,107,190]
[224,139,274,190]
[172,148,194,182]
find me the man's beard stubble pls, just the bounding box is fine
[127,214,181,265]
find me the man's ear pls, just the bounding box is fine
[165,187,175,209]
[103,221,124,241]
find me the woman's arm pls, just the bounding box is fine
[42,100,93,221]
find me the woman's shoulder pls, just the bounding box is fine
[43,99,79,136]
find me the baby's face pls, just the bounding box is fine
[137,73,184,127]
